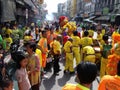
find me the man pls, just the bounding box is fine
[72,31,81,66]
[50,35,61,75]
[98,61,120,90]
[62,61,97,90]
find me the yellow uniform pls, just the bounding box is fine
[36,49,42,67]
[64,41,74,72]
[100,44,112,79]
[6,29,12,35]
[52,40,61,54]
[80,37,93,48]
[4,37,13,50]
[83,46,95,63]
[62,83,89,90]
[101,29,105,36]
[97,33,103,42]
[72,36,81,65]
[88,30,94,38]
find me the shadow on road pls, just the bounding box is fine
[42,75,56,90]
[58,73,74,87]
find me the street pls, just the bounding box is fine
[40,60,100,90]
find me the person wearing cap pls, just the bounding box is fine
[98,61,120,90]
[62,61,97,90]
[72,30,81,66]
[63,37,74,74]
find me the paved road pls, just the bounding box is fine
[40,59,100,90]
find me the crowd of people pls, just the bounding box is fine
[0,21,120,90]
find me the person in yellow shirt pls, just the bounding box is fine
[80,30,93,48]
[64,38,74,74]
[97,30,103,43]
[80,31,93,60]
[4,34,13,51]
[5,24,12,36]
[83,46,95,63]
[62,61,97,90]
[88,27,94,38]
[50,35,61,75]
[100,35,112,79]
[72,31,81,66]
[101,27,106,36]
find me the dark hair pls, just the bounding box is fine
[84,30,89,36]
[5,34,9,38]
[103,34,108,41]
[24,41,36,52]
[13,51,26,69]
[41,30,46,35]
[73,30,78,36]
[117,61,120,76]
[0,80,12,89]
[77,61,97,84]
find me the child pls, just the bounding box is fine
[50,35,61,75]
[15,51,31,90]
[4,34,13,51]
[100,35,112,78]
[63,38,74,74]
[0,80,13,90]
[25,42,40,90]
[62,62,97,90]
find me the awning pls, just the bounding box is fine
[24,0,35,10]
[95,15,110,21]
[16,0,25,6]
[1,0,16,22]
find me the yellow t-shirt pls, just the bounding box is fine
[88,30,94,37]
[97,34,103,41]
[80,37,93,48]
[4,37,13,50]
[52,40,61,54]
[102,29,105,35]
[24,36,32,42]
[83,46,95,54]
[72,36,81,47]
[6,29,12,35]
[36,49,42,67]
[64,41,72,53]
[62,83,89,90]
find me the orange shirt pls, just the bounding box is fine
[47,33,57,44]
[38,37,48,53]
[98,75,120,90]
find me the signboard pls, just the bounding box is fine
[111,15,116,22]
[103,7,109,15]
